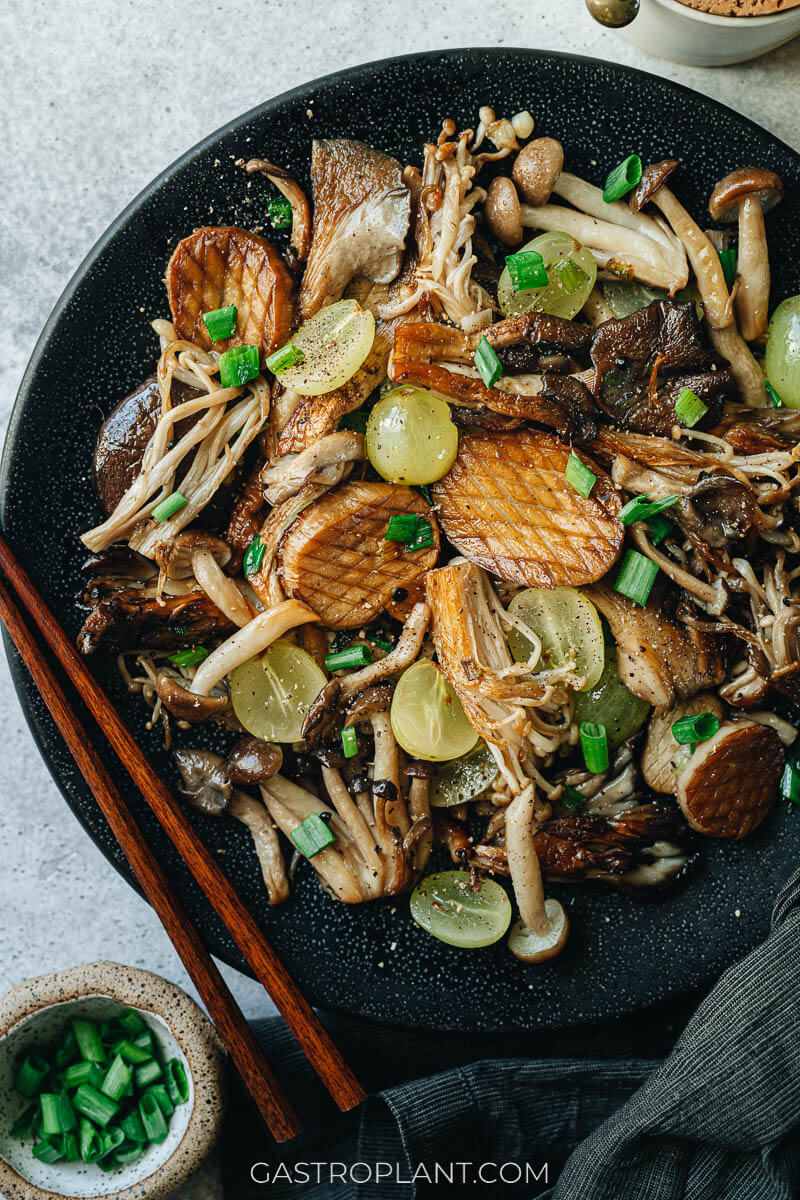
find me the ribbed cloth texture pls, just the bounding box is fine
[224,867,800,1199]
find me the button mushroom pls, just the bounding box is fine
[631,160,733,330]
[708,168,784,342]
[676,720,784,838]
[157,531,254,628]
[504,783,569,962]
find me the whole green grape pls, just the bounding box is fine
[765,296,800,409]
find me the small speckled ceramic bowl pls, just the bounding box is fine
[0,963,226,1200]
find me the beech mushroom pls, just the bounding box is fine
[708,167,784,342]
[484,176,523,246]
[246,158,311,262]
[154,675,228,723]
[676,720,784,838]
[504,783,569,962]
[512,137,564,206]
[158,531,254,628]
[227,736,283,786]
[404,761,435,872]
[174,748,231,814]
[631,160,732,329]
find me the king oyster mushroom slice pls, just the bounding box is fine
[174,749,289,905]
[505,783,569,963]
[708,167,784,342]
[641,693,726,796]
[676,720,784,839]
[157,530,254,628]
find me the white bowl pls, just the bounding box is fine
[0,963,225,1200]
[618,0,800,65]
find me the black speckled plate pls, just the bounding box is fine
[3,49,800,1033]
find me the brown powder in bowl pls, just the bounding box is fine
[677,0,800,14]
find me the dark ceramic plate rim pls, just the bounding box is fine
[3,46,800,1033]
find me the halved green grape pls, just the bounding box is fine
[231,639,327,743]
[507,587,604,691]
[271,299,375,396]
[391,659,478,761]
[498,232,596,320]
[572,646,650,750]
[366,385,458,485]
[430,743,499,808]
[765,296,800,408]
[410,871,512,948]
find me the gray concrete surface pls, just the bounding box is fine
[1,2,798,1194]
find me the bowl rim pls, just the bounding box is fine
[0,962,225,1200]
[649,0,800,25]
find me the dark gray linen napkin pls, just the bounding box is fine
[223,866,800,1199]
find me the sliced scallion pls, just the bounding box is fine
[120,1109,148,1143]
[766,380,783,408]
[243,534,266,578]
[151,491,187,523]
[565,451,596,498]
[72,1020,106,1064]
[675,387,708,428]
[139,1092,169,1144]
[62,1060,94,1089]
[561,784,586,810]
[338,408,368,434]
[325,645,373,672]
[406,517,435,552]
[505,249,548,291]
[10,1103,37,1138]
[265,341,304,375]
[341,726,359,759]
[579,722,609,773]
[40,1093,63,1137]
[267,196,293,229]
[97,1126,125,1162]
[145,1083,175,1119]
[647,513,673,546]
[384,514,419,542]
[79,1116,102,1164]
[718,247,737,287]
[617,493,680,525]
[73,1084,119,1128]
[58,1089,77,1132]
[100,1054,132,1102]
[134,1059,162,1090]
[167,646,208,669]
[780,761,800,803]
[219,343,260,389]
[671,712,720,746]
[165,1058,190,1105]
[614,549,659,607]
[474,336,502,389]
[202,304,238,342]
[33,1140,64,1164]
[291,813,336,859]
[15,1054,50,1099]
[116,1140,144,1165]
[603,154,643,203]
[118,1008,146,1037]
[62,1131,80,1162]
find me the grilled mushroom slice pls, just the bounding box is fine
[676,720,784,838]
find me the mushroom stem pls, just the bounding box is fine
[228,790,289,905]
[191,548,255,627]
[321,766,384,896]
[370,709,408,835]
[504,783,549,937]
[736,195,770,342]
[630,524,726,611]
[246,158,311,262]
[189,599,317,696]
[406,776,434,872]
[706,323,767,408]
[645,188,732,329]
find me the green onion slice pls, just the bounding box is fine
[72,1019,106,1064]
[561,784,586,810]
[325,645,373,672]
[97,1127,125,1162]
[40,1093,63,1137]
[565,451,596,498]
[780,761,800,803]
[202,304,238,342]
[647,513,673,546]
[671,712,720,745]
[603,154,643,203]
[100,1054,132,1101]
[384,514,419,542]
[474,336,503,389]
[62,1060,94,1089]
[338,408,368,434]
[675,387,709,428]
[617,493,680,525]
[73,1084,119,1128]
[341,726,359,758]
[579,722,609,773]
[405,518,435,552]
[151,491,187,523]
[11,1103,38,1139]
[614,549,659,607]
[120,1110,148,1143]
[243,534,267,578]
[167,646,208,669]
[139,1092,169,1144]
[365,632,394,653]
[291,813,336,859]
[145,1083,175,1119]
[718,247,737,287]
[58,1090,77,1132]
[79,1116,102,1164]
[505,250,548,291]
[219,343,260,389]
[115,1140,144,1165]
[766,380,783,408]
[267,195,293,229]
[134,1059,162,1090]
[62,1131,80,1162]
[265,341,305,375]
[15,1054,50,1098]
[165,1059,190,1105]
[33,1140,64,1164]
[554,258,589,294]
[118,1008,146,1037]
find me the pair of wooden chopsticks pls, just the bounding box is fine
[0,531,365,1141]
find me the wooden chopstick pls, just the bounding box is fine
[0,532,365,1114]
[0,570,302,1141]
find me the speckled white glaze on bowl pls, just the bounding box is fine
[0,963,226,1200]
[619,0,800,64]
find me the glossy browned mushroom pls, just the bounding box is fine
[512,137,564,206]
[228,736,283,786]
[157,531,254,629]
[708,167,784,341]
[484,176,523,246]
[676,720,784,838]
[155,675,229,723]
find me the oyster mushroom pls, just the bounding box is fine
[676,720,784,838]
[260,430,366,506]
[157,531,255,628]
[154,676,229,723]
[708,167,784,342]
[174,748,289,905]
[245,158,311,263]
[505,784,569,963]
[631,160,732,329]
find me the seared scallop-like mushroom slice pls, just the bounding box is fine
[708,168,784,342]
[642,693,725,795]
[676,720,784,839]
[432,430,622,588]
[165,225,294,358]
[277,482,440,629]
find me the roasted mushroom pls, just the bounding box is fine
[708,167,783,341]
[675,720,784,838]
